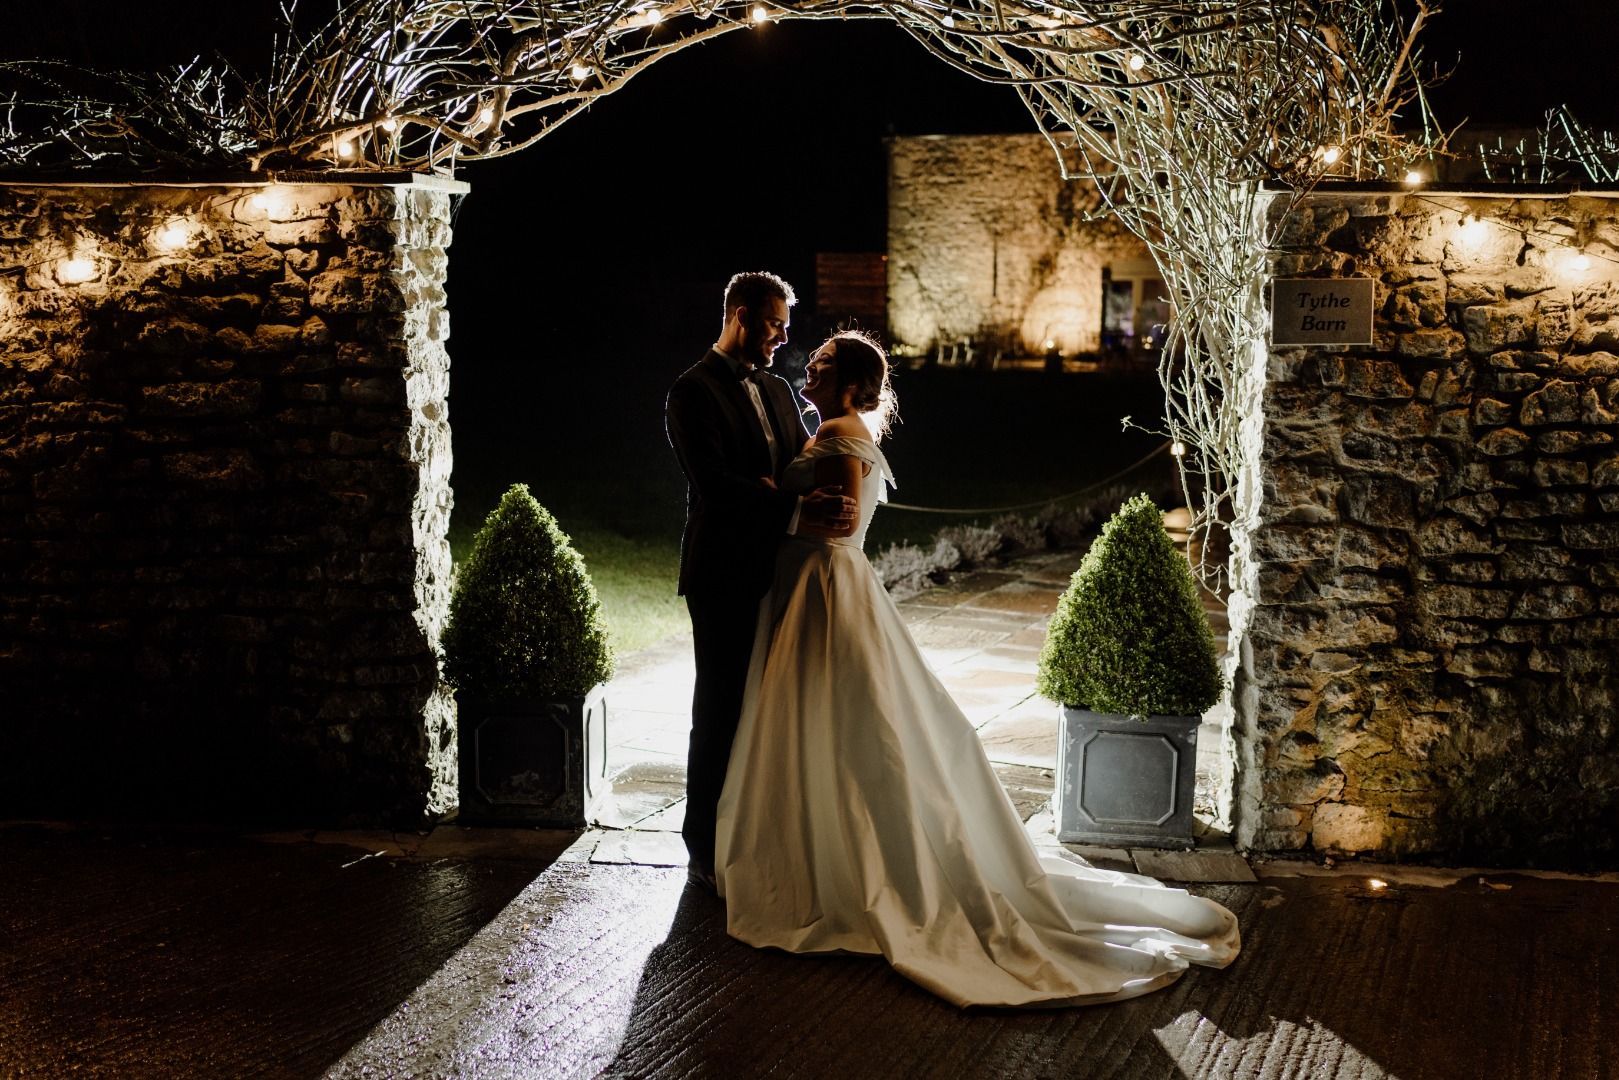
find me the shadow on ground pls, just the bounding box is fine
[0,822,572,1079]
[599,871,1617,1079]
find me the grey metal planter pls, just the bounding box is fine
[456,683,609,827]
[1054,706,1199,849]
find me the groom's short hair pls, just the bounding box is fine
[724,271,797,322]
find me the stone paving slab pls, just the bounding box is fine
[960,581,1064,617]
[1132,848,1260,884]
[976,704,1059,770]
[589,829,688,867]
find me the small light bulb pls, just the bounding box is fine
[1170,440,1187,458]
[752,4,769,22]
[151,220,194,253]
[336,138,355,159]
[571,62,592,80]
[58,255,99,285]
[1368,878,1388,891]
[941,12,954,26]
[1570,252,1593,272]
[380,117,398,132]
[1127,52,1145,72]
[1404,169,1424,186]
[1042,338,1056,351]
[644,5,663,23]
[1320,145,1342,165]
[479,107,494,124]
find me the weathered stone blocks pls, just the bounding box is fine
[0,177,464,826]
[1235,190,1619,867]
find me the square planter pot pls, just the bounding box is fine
[1054,705,1199,849]
[456,683,609,827]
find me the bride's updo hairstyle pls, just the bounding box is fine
[826,329,899,440]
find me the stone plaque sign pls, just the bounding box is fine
[1271,278,1375,345]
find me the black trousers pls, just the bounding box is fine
[682,589,762,870]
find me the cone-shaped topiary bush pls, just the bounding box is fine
[442,484,614,700]
[1037,493,1221,716]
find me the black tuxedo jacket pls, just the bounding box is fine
[666,350,810,600]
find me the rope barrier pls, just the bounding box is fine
[883,440,1173,515]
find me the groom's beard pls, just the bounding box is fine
[742,320,777,369]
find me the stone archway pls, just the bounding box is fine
[16,3,1555,857]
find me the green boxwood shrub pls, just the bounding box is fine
[1036,493,1221,716]
[442,484,614,700]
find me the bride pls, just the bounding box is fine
[713,330,1240,1008]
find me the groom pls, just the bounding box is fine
[665,271,856,890]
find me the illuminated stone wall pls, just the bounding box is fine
[0,177,461,825]
[886,134,1147,357]
[1231,188,1619,865]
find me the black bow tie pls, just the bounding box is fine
[736,365,764,383]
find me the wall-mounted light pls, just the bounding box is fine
[1455,216,1489,252]
[57,254,100,285]
[248,187,292,219]
[150,218,197,253]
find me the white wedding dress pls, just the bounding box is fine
[714,436,1240,1008]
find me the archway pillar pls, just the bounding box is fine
[0,175,463,825]
[1228,185,1619,864]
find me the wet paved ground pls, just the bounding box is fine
[7,537,1619,1078]
[332,853,1619,1080]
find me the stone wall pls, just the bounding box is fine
[0,178,461,825]
[887,135,1147,357]
[1234,188,1619,865]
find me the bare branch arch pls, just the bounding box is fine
[1,0,1438,583]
